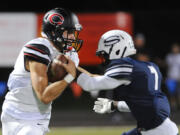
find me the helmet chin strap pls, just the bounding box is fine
[52,39,64,53]
[96,51,110,66]
[102,58,110,66]
[101,46,125,66]
[62,44,71,52]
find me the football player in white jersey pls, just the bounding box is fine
[1,8,83,135]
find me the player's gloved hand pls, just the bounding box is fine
[65,48,79,67]
[60,56,77,78]
[93,98,115,114]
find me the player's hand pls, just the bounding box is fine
[93,98,115,114]
[65,49,79,67]
[60,56,76,78]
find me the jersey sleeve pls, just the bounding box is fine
[77,73,131,91]
[105,60,133,79]
[23,43,51,66]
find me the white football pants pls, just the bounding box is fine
[140,118,179,135]
[1,112,49,135]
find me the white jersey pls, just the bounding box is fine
[2,37,76,120]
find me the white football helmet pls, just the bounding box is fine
[96,30,136,60]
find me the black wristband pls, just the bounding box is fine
[111,101,116,111]
[76,68,82,78]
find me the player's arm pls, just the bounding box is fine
[28,61,68,104]
[24,43,76,104]
[77,63,132,91]
[28,57,76,104]
[77,73,130,91]
[77,66,99,77]
[113,100,131,112]
[76,68,131,91]
[93,98,131,114]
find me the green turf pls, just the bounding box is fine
[47,126,135,135]
[1,125,180,135]
[46,125,180,135]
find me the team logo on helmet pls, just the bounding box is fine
[49,13,64,25]
[104,35,120,46]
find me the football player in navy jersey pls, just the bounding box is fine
[1,8,82,135]
[77,30,179,135]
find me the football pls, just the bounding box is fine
[47,54,68,83]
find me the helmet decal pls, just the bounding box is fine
[49,13,64,25]
[104,35,120,46]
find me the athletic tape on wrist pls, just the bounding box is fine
[64,74,75,83]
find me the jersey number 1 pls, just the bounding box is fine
[148,66,158,90]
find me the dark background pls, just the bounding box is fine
[1,0,179,13]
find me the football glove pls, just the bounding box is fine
[65,49,79,67]
[93,98,115,114]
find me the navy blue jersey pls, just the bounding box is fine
[105,57,170,130]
